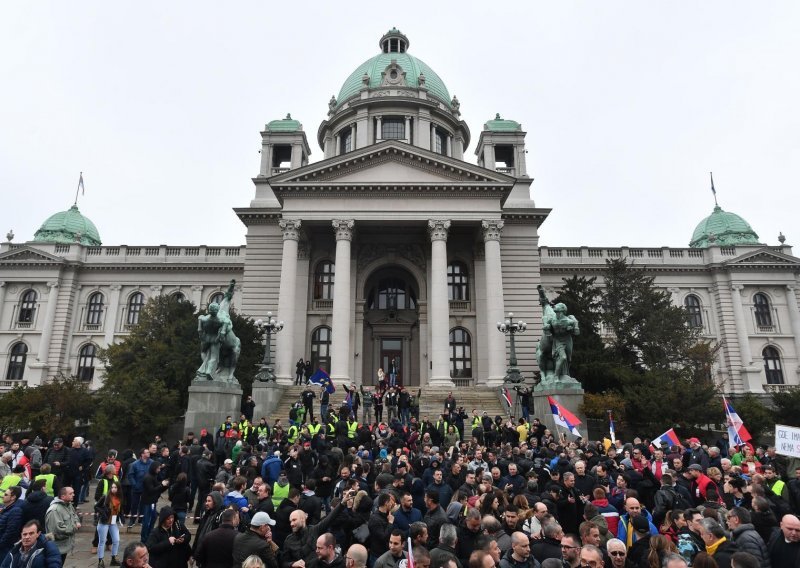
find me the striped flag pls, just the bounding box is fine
[407,537,415,568]
[652,427,681,449]
[501,387,513,408]
[723,396,752,446]
[547,396,582,437]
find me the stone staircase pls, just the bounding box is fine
[261,384,509,434]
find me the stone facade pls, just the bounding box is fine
[1,30,798,396]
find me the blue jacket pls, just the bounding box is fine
[0,533,61,568]
[0,500,25,560]
[128,458,152,492]
[261,456,282,485]
[393,506,422,538]
[617,510,659,544]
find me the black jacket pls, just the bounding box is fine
[455,525,483,567]
[423,505,449,549]
[531,537,562,564]
[367,510,394,558]
[281,503,344,568]
[192,523,237,568]
[146,511,191,568]
[21,491,53,528]
[232,529,279,568]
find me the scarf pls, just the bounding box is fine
[706,536,727,556]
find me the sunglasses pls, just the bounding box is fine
[609,551,626,557]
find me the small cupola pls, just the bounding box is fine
[475,114,528,177]
[379,28,409,53]
[258,114,311,177]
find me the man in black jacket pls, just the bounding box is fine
[281,501,345,568]
[368,493,396,562]
[423,489,449,549]
[193,450,216,523]
[232,511,279,568]
[194,508,239,568]
[310,532,345,568]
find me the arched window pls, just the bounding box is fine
[434,127,448,156]
[86,292,104,326]
[209,292,225,306]
[6,343,27,381]
[367,278,417,310]
[77,344,97,381]
[18,290,37,324]
[339,127,352,154]
[314,261,335,300]
[381,117,405,140]
[448,262,469,301]
[754,293,773,327]
[449,328,472,379]
[127,292,145,326]
[763,346,784,384]
[171,292,186,303]
[684,295,703,328]
[310,327,332,374]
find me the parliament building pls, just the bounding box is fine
[1,29,798,397]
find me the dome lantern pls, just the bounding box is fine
[379,28,409,53]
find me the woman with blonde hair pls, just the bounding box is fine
[241,556,266,568]
[643,534,677,568]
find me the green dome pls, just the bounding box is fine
[336,30,451,109]
[267,113,302,132]
[689,205,760,248]
[485,113,522,132]
[33,205,102,246]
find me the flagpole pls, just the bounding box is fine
[74,172,84,206]
[710,172,718,207]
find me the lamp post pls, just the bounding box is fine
[497,312,527,384]
[255,312,284,382]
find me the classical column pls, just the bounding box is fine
[191,285,204,312]
[0,282,6,325]
[104,285,123,344]
[330,220,355,383]
[404,116,411,143]
[376,116,383,141]
[275,219,302,384]
[730,284,753,366]
[428,219,453,386]
[785,285,800,368]
[36,282,60,364]
[483,220,506,386]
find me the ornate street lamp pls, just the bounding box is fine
[255,312,284,382]
[497,312,527,384]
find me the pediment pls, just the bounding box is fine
[724,248,800,267]
[0,246,65,265]
[269,141,515,187]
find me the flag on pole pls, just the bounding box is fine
[723,396,752,446]
[309,368,335,393]
[547,396,582,437]
[78,172,85,195]
[608,410,616,443]
[407,537,415,568]
[652,428,681,449]
[501,387,513,408]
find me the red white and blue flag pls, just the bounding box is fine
[309,368,335,393]
[723,397,752,446]
[547,396,582,437]
[652,427,681,449]
[407,537,415,568]
[501,387,513,408]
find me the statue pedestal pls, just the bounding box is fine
[532,385,587,439]
[251,381,284,420]
[184,381,243,436]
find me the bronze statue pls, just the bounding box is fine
[195,280,241,382]
[536,285,580,386]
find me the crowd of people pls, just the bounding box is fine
[0,388,799,568]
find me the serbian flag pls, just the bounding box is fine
[652,428,681,449]
[407,537,415,568]
[608,410,616,443]
[309,368,335,393]
[501,387,513,408]
[547,396,582,437]
[723,397,752,446]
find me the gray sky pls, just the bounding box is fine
[2,2,798,249]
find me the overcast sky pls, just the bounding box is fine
[2,2,798,249]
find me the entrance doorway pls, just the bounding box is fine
[381,338,402,387]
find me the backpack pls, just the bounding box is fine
[676,533,700,563]
[352,522,370,544]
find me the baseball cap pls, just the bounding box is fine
[224,459,233,465]
[687,464,703,471]
[632,515,650,533]
[250,512,276,526]
[688,437,701,445]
